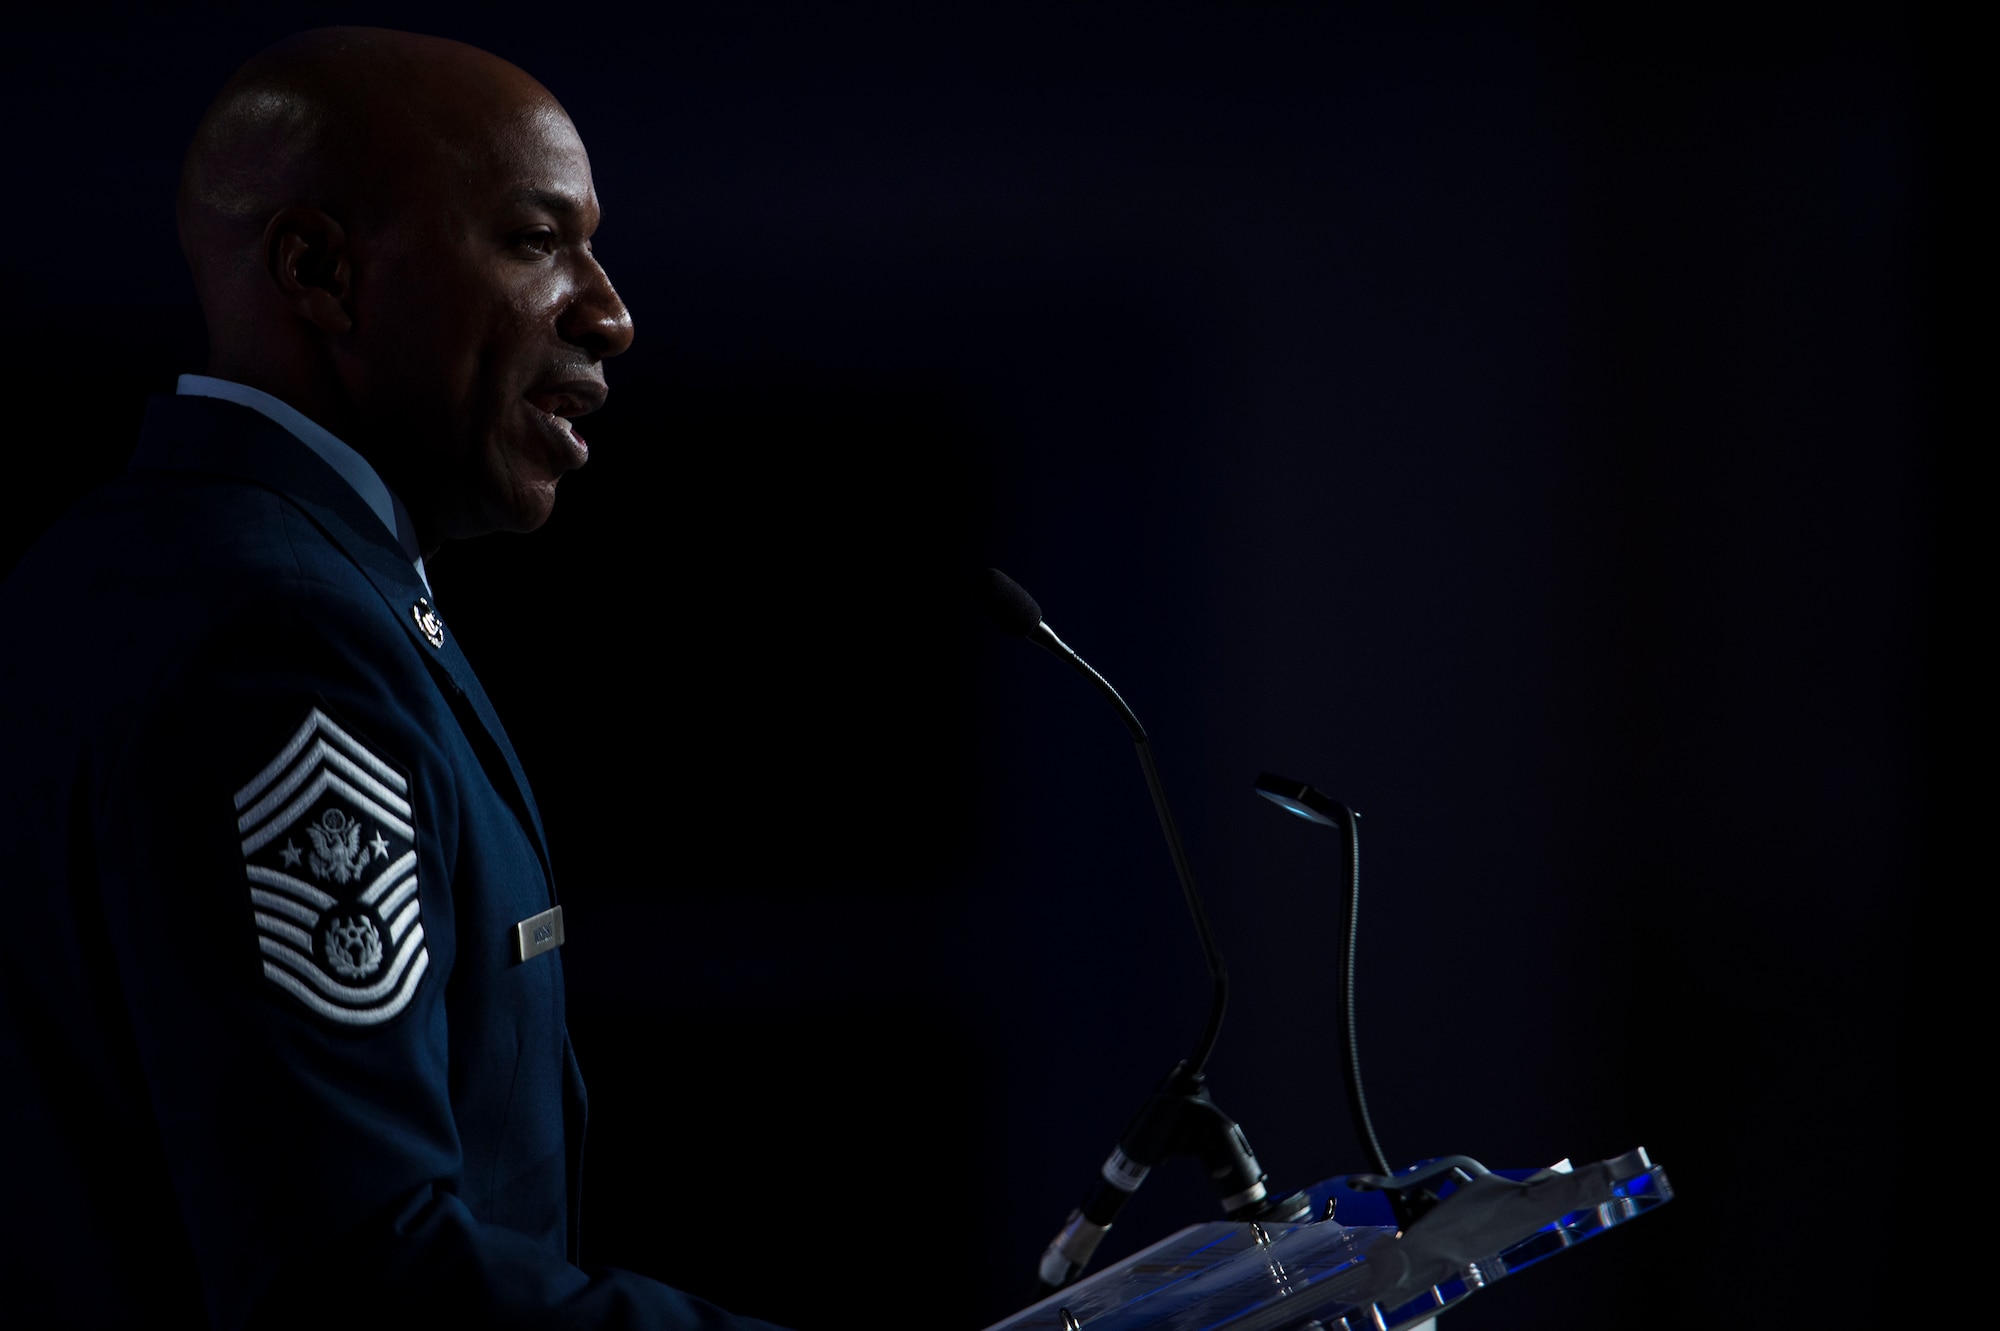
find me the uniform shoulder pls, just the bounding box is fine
[8,468,304,600]
[0,468,425,735]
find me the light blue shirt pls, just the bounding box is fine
[176,375,431,592]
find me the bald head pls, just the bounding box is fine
[179,28,633,550]
[182,29,553,318]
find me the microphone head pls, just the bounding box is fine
[980,567,1045,637]
[1254,773,1344,827]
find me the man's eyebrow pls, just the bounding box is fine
[506,187,590,217]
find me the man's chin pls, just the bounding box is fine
[431,479,562,545]
[492,480,563,535]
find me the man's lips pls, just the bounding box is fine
[524,379,606,419]
[524,378,605,462]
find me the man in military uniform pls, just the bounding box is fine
[0,28,787,1328]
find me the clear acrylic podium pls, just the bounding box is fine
[985,1147,1670,1331]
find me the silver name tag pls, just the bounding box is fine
[514,905,565,963]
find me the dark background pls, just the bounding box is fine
[4,3,1945,1328]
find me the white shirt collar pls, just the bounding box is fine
[176,375,430,592]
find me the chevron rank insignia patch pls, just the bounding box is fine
[233,708,429,1027]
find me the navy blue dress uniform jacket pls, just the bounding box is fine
[0,395,787,1329]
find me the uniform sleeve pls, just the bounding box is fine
[92,584,791,1330]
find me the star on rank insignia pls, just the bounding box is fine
[233,708,429,1027]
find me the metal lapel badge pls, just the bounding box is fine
[411,598,445,649]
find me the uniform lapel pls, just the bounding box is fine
[417,620,553,865]
[132,395,556,890]
[331,527,554,891]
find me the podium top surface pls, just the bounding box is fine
[984,1148,1669,1331]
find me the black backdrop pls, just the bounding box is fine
[4,4,1943,1328]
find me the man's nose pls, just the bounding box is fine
[561,255,634,360]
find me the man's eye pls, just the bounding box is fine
[514,229,558,255]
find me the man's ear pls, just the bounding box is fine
[263,203,355,335]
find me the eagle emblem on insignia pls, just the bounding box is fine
[305,808,372,883]
[233,708,429,1028]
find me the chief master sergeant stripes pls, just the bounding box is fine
[235,707,429,1027]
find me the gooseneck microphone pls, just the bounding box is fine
[979,568,1227,1074]
[981,569,1308,1295]
[1253,774,1393,1182]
